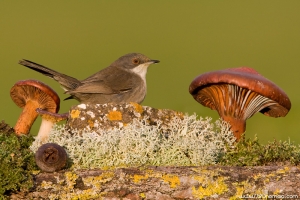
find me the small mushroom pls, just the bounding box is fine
[189,67,291,141]
[35,143,68,172]
[36,108,69,142]
[10,79,60,135]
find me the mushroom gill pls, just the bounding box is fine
[189,67,291,141]
[195,83,279,140]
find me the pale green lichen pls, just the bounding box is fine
[30,114,235,169]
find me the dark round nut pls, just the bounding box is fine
[35,143,68,172]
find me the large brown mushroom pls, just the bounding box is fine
[10,80,60,135]
[189,67,291,141]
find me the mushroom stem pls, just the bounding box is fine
[14,100,40,135]
[222,115,246,141]
[37,118,55,142]
[36,109,69,142]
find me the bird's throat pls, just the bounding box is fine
[131,63,150,83]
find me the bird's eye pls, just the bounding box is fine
[132,58,140,64]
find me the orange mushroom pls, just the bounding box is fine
[10,80,60,135]
[189,67,291,141]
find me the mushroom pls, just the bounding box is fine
[189,67,291,141]
[35,143,68,172]
[36,108,68,142]
[10,80,60,135]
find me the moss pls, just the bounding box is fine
[218,136,300,166]
[0,126,37,199]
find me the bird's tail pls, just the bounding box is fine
[19,59,81,91]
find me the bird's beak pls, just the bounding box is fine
[150,60,160,64]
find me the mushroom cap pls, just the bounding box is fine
[10,79,60,113]
[189,67,291,117]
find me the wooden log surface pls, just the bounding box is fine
[10,165,300,200]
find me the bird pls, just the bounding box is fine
[19,53,159,104]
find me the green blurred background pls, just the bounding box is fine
[1,1,299,143]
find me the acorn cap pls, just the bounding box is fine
[35,143,68,172]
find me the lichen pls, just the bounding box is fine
[276,166,289,174]
[87,119,94,128]
[70,110,81,118]
[30,114,236,169]
[132,174,149,183]
[229,180,255,200]
[65,171,78,190]
[39,171,109,199]
[130,102,143,114]
[227,166,295,200]
[191,169,228,199]
[161,174,180,188]
[131,170,182,189]
[140,192,146,198]
[107,110,122,121]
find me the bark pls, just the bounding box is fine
[10,165,300,200]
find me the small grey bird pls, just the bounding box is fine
[19,53,159,104]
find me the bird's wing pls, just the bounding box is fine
[67,80,132,94]
[71,67,141,94]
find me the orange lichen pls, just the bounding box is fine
[70,110,81,119]
[107,111,122,121]
[88,119,94,128]
[130,102,144,114]
[132,174,149,183]
[161,174,180,188]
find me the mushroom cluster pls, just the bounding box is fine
[189,67,291,141]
